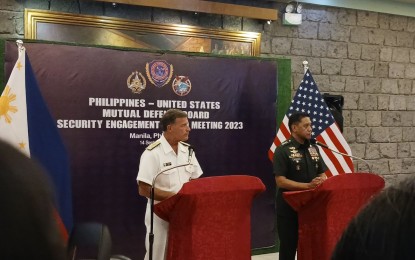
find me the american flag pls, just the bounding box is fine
[268,69,354,176]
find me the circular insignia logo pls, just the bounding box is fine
[146,60,173,88]
[172,76,192,96]
[151,62,168,80]
[127,71,146,94]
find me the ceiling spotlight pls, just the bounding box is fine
[283,1,303,25]
[296,3,303,14]
[267,20,272,25]
[285,1,303,14]
[285,3,295,13]
[112,2,117,7]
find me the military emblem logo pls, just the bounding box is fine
[146,60,173,88]
[127,71,146,94]
[172,76,192,96]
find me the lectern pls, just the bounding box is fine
[283,173,385,260]
[154,175,265,260]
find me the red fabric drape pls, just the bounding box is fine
[283,173,385,260]
[155,175,265,260]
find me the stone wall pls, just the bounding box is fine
[1,0,414,185]
[262,5,415,185]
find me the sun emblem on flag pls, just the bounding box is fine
[0,85,18,124]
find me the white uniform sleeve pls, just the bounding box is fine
[191,152,203,179]
[137,149,159,185]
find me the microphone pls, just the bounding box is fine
[310,138,329,149]
[188,145,194,164]
[310,138,372,173]
[149,161,192,260]
[151,163,191,187]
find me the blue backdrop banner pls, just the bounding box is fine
[5,41,278,259]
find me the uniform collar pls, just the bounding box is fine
[160,134,173,154]
[160,134,188,155]
[290,136,311,149]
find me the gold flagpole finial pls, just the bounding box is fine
[302,60,309,74]
[16,40,25,56]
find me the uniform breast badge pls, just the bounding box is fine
[289,149,302,159]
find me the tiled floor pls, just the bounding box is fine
[252,252,297,260]
[252,252,278,259]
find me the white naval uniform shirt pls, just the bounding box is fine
[137,134,203,195]
[136,134,203,260]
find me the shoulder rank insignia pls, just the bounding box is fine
[179,141,190,147]
[281,139,292,146]
[146,140,161,150]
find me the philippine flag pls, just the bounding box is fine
[0,44,73,239]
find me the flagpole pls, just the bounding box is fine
[16,40,25,56]
[302,60,308,74]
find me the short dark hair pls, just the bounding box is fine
[160,109,188,131]
[288,112,310,131]
[332,177,415,260]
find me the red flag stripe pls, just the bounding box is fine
[323,165,334,177]
[268,117,290,160]
[268,149,274,161]
[325,126,348,154]
[53,208,69,241]
[325,170,333,178]
[279,124,291,141]
[319,128,354,173]
[325,126,355,172]
[273,117,290,146]
[317,143,345,175]
[318,132,352,174]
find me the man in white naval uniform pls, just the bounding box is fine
[137,109,203,260]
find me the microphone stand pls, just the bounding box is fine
[316,142,372,173]
[149,163,191,260]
